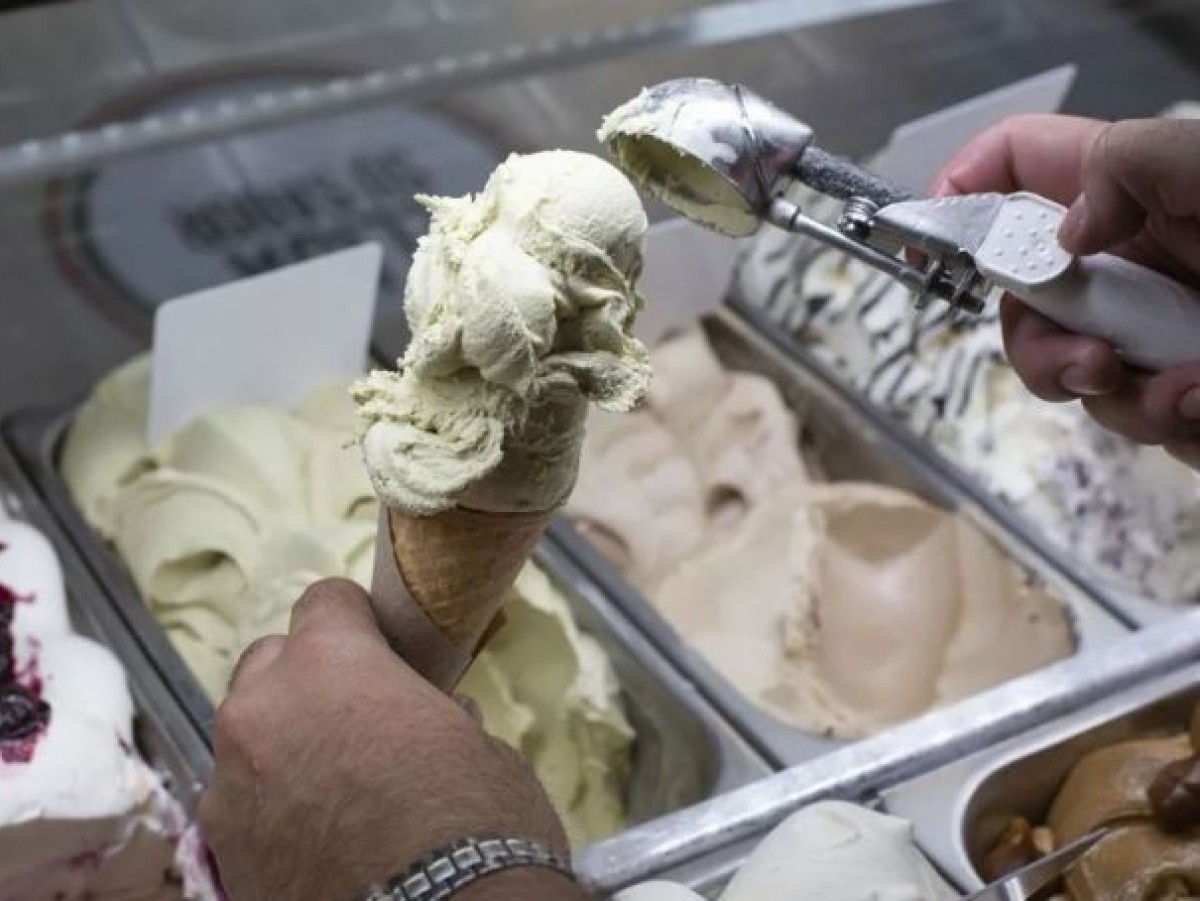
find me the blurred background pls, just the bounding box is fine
[1,0,1198,408]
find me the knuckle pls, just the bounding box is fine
[289,577,370,632]
[1081,395,1159,445]
[239,634,280,660]
[1089,119,1163,189]
[291,577,353,619]
[288,626,350,668]
[1140,366,1200,443]
[1008,358,1070,403]
[228,634,283,686]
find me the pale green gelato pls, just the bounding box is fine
[62,356,376,698]
[61,355,635,845]
[459,564,633,846]
[353,150,652,516]
[598,90,760,238]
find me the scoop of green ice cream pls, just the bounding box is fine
[354,150,652,516]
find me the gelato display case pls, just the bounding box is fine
[1,0,1200,896]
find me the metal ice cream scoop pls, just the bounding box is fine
[600,77,1200,371]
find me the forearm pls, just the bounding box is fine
[456,868,593,901]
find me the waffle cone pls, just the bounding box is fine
[387,505,551,650]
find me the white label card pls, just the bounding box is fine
[148,243,382,445]
[870,65,1077,194]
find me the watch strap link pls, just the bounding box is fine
[365,837,574,901]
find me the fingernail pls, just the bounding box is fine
[1178,388,1200,420]
[1058,196,1088,251]
[1062,364,1111,396]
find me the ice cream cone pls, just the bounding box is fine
[371,504,552,689]
[356,150,653,688]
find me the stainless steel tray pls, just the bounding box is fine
[0,437,210,810]
[881,664,1200,890]
[578,616,1200,894]
[727,295,1180,630]
[1,402,770,850]
[551,306,1130,768]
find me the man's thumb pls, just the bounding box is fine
[288,577,386,642]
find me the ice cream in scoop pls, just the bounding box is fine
[0,516,217,900]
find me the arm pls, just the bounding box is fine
[201,578,588,901]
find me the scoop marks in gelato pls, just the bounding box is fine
[569,328,1072,739]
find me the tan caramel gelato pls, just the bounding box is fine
[568,327,1073,739]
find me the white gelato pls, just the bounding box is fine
[616,802,956,901]
[353,150,651,516]
[0,517,215,900]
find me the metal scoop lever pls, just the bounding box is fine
[964,828,1107,901]
[600,77,1200,370]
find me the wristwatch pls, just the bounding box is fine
[363,837,574,901]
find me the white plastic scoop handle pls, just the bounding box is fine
[973,192,1200,371]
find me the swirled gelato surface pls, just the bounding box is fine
[61,356,633,845]
[353,150,651,516]
[568,328,1072,739]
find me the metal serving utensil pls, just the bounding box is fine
[600,78,1200,371]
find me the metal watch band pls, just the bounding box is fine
[363,837,574,901]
